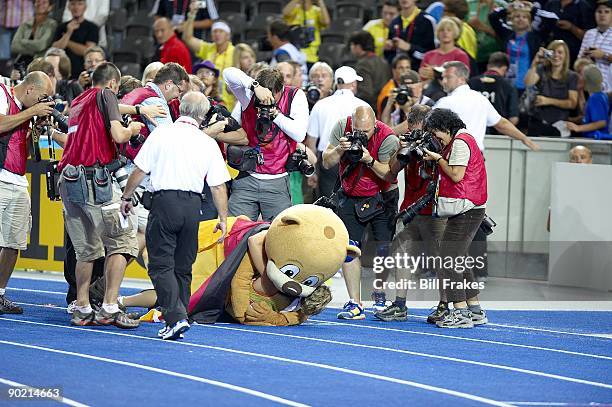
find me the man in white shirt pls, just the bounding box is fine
[0,72,55,314]
[435,61,540,151]
[578,0,612,92]
[223,66,309,221]
[305,66,370,198]
[120,92,230,340]
[62,0,109,48]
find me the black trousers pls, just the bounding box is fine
[315,151,339,199]
[146,190,201,326]
[63,233,105,305]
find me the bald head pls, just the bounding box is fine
[569,145,592,164]
[15,71,54,108]
[179,91,210,125]
[154,18,174,44]
[352,106,376,134]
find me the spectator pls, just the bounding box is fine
[573,57,594,118]
[364,0,400,57]
[469,52,520,126]
[267,20,308,83]
[0,0,34,60]
[566,64,611,139]
[443,0,478,60]
[524,40,579,137]
[419,17,471,80]
[578,0,612,91]
[467,0,501,72]
[384,0,436,70]
[141,61,164,85]
[232,43,256,74]
[156,0,218,39]
[381,69,420,126]
[153,17,193,74]
[277,61,300,88]
[287,60,304,88]
[183,11,235,109]
[51,0,99,80]
[77,45,105,89]
[569,144,593,162]
[193,60,221,103]
[61,0,109,48]
[282,0,331,68]
[117,75,143,99]
[377,54,411,116]
[45,47,83,106]
[10,0,58,63]
[26,58,56,90]
[308,61,334,100]
[349,31,392,112]
[489,1,542,93]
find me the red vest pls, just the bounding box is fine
[241,86,298,175]
[339,118,393,197]
[401,162,433,215]
[0,84,29,175]
[120,86,160,160]
[439,132,487,206]
[59,88,116,171]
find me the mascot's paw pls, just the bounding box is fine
[245,302,288,326]
[300,285,332,316]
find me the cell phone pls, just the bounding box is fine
[194,0,207,8]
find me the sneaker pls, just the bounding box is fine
[373,303,408,322]
[67,300,77,314]
[95,308,140,329]
[471,309,488,326]
[436,309,474,329]
[88,277,106,308]
[0,295,23,314]
[161,319,190,340]
[337,300,366,320]
[70,309,97,326]
[371,292,387,313]
[427,304,450,324]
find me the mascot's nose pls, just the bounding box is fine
[281,281,302,296]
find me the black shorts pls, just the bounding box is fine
[337,189,398,244]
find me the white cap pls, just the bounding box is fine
[211,21,231,34]
[334,66,363,84]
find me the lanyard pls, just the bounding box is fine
[395,18,416,42]
[176,117,199,128]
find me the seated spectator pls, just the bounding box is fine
[282,0,331,68]
[381,70,420,126]
[377,54,411,116]
[467,0,501,72]
[232,43,256,74]
[154,17,193,74]
[44,47,83,105]
[419,17,471,80]
[156,0,218,39]
[489,1,542,94]
[573,57,594,118]
[61,0,109,48]
[566,64,611,139]
[469,52,519,126]
[77,45,105,89]
[578,0,612,92]
[443,0,478,60]
[11,0,58,64]
[0,0,34,60]
[569,144,593,163]
[267,20,308,84]
[349,31,392,112]
[183,9,235,109]
[364,0,400,57]
[524,40,579,137]
[51,0,98,80]
[193,60,221,103]
[142,61,164,85]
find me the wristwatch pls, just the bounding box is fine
[250,80,259,91]
[366,157,375,168]
[135,104,141,115]
[120,196,132,202]
[436,157,444,164]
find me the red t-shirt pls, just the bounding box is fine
[421,48,470,75]
[160,34,192,74]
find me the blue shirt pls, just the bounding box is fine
[584,91,611,140]
[507,33,530,90]
[140,83,174,132]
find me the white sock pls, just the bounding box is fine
[0,288,5,296]
[75,305,93,314]
[102,303,120,314]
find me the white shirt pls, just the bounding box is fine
[63,0,110,48]
[434,84,501,151]
[134,116,230,193]
[579,27,612,92]
[0,88,29,187]
[307,89,369,152]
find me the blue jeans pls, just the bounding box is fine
[0,27,15,60]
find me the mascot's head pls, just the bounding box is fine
[264,204,361,298]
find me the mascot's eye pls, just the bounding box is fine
[301,276,320,287]
[280,264,300,278]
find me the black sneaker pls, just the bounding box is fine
[0,295,23,314]
[373,303,408,322]
[89,277,106,308]
[427,304,449,324]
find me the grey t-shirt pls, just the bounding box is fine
[328,118,400,162]
[535,65,578,124]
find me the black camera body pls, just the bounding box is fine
[288,25,315,49]
[395,85,413,106]
[303,82,321,106]
[254,99,276,140]
[345,130,369,163]
[285,149,314,177]
[203,101,241,133]
[396,181,436,225]
[46,159,61,201]
[38,96,69,132]
[397,129,443,166]
[480,215,496,235]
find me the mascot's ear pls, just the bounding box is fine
[279,214,301,226]
[346,244,361,263]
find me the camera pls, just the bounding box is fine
[203,101,241,133]
[38,96,69,133]
[255,102,275,140]
[303,82,321,106]
[543,49,554,60]
[314,194,338,212]
[106,155,130,191]
[394,85,413,106]
[396,129,443,166]
[345,130,369,163]
[46,158,61,200]
[285,149,315,177]
[396,181,436,225]
[479,215,496,236]
[288,25,315,49]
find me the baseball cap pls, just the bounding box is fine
[192,60,219,77]
[334,66,363,84]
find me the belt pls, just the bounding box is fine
[152,190,202,198]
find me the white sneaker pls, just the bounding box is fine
[161,319,190,340]
[67,300,77,314]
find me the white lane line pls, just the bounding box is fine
[0,318,511,407]
[17,302,67,310]
[407,314,612,340]
[196,324,612,390]
[0,339,308,407]
[0,377,88,407]
[308,319,612,360]
[7,287,65,295]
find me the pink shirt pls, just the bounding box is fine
[421,48,470,74]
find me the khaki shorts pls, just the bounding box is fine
[61,180,139,262]
[0,180,31,250]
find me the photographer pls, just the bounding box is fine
[322,106,400,320]
[57,62,144,329]
[77,45,106,89]
[420,108,488,329]
[0,71,55,314]
[374,104,447,322]
[282,0,331,68]
[380,70,420,127]
[223,66,309,221]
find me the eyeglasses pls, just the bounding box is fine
[197,69,216,78]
